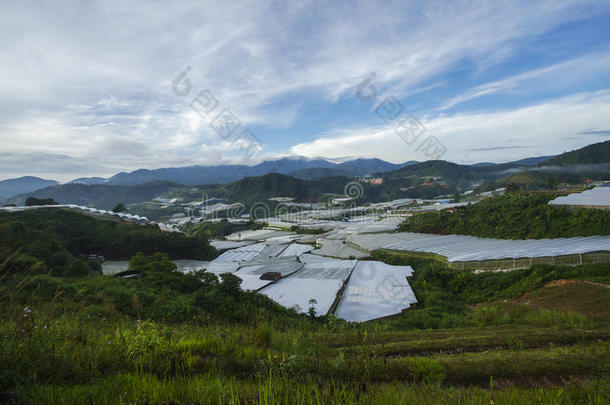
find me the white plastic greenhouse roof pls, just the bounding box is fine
[0,204,150,222]
[101,261,130,275]
[210,240,255,251]
[260,256,357,316]
[101,259,211,275]
[384,233,610,262]
[548,187,610,208]
[346,232,437,252]
[173,260,210,273]
[279,243,314,257]
[235,258,304,291]
[225,229,296,241]
[205,262,240,275]
[335,261,416,322]
[212,243,288,263]
[310,239,369,259]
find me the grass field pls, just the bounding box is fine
[1,255,609,404]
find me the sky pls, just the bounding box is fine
[1,0,610,182]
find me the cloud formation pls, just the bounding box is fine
[0,0,609,180]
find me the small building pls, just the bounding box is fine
[260,272,282,282]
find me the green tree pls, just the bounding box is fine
[112,203,127,213]
[25,197,58,206]
[220,273,242,295]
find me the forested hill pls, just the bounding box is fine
[0,176,58,199]
[541,140,610,166]
[0,208,217,275]
[200,173,351,204]
[400,193,610,239]
[5,181,180,209]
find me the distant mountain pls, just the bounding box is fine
[6,181,179,210]
[0,176,59,200]
[336,158,403,176]
[69,177,107,184]
[542,140,610,166]
[509,155,556,166]
[104,157,401,186]
[473,156,556,167]
[401,160,420,166]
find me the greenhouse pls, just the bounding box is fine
[335,261,416,322]
[259,256,357,316]
[548,186,610,208]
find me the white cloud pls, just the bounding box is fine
[291,90,610,164]
[0,0,607,179]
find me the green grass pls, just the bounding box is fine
[1,252,609,403]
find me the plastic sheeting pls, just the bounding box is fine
[335,261,416,322]
[235,258,304,291]
[279,243,314,257]
[549,187,610,208]
[101,259,210,275]
[346,232,437,252]
[210,240,255,251]
[384,234,610,262]
[101,261,130,275]
[310,239,369,259]
[212,243,288,263]
[173,260,210,273]
[225,229,296,241]
[260,257,357,315]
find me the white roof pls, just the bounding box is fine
[346,232,437,252]
[210,240,255,251]
[206,262,240,275]
[260,256,357,315]
[310,239,369,259]
[211,242,288,263]
[235,258,303,291]
[549,187,610,207]
[101,261,130,275]
[279,243,314,257]
[335,261,416,322]
[225,229,296,241]
[173,259,210,273]
[384,233,610,262]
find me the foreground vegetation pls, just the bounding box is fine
[1,246,608,403]
[400,192,610,238]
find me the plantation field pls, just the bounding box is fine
[1,250,609,404]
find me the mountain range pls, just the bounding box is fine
[2,140,609,203]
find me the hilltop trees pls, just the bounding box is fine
[25,197,58,206]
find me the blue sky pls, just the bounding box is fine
[1,0,609,181]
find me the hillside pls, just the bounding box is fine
[400,193,610,238]
[289,167,351,179]
[0,209,217,268]
[199,173,350,204]
[5,181,180,210]
[0,176,58,200]
[2,246,609,403]
[543,140,610,166]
